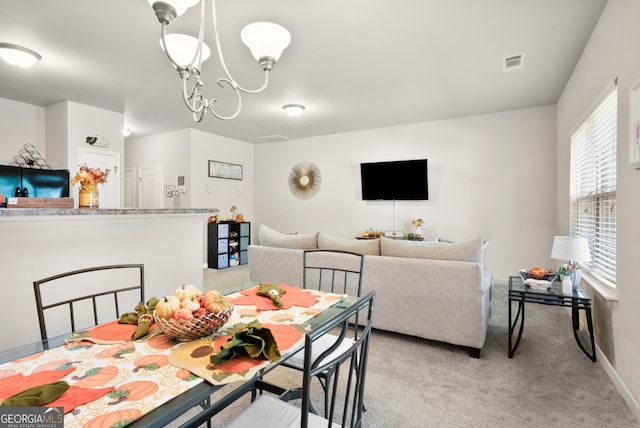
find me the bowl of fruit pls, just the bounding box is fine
[519,267,558,282]
[153,284,234,341]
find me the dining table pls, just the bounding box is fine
[0,283,357,427]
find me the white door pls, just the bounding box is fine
[79,149,120,208]
[138,165,164,208]
[124,168,136,208]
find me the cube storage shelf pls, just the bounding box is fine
[208,221,250,269]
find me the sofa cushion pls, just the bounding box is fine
[258,224,318,249]
[317,233,380,256]
[381,236,484,264]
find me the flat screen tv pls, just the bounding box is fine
[0,165,22,200]
[21,168,70,198]
[360,159,428,200]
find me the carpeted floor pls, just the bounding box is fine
[192,267,638,427]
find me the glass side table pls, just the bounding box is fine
[508,275,596,362]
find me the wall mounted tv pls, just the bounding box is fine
[360,159,428,200]
[0,165,70,200]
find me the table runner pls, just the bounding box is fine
[0,333,202,428]
[168,286,347,385]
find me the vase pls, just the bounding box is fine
[562,275,573,295]
[78,183,99,209]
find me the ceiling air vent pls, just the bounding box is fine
[503,53,524,72]
[256,135,289,143]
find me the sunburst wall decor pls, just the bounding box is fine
[288,161,322,200]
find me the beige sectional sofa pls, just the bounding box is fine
[248,225,493,357]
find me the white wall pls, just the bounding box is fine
[556,0,640,413]
[254,105,557,280]
[189,129,254,216]
[0,98,45,165]
[126,129,191,208]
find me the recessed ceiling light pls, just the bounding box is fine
[283,104,305,117]
[0,43,41,68]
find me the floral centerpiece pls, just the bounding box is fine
[71,164,109,189]
[558,262,579,277]
[72,164,109,208]
[412,218,424,238]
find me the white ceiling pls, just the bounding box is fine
[0,0,607,143]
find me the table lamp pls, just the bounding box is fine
[550,236,592,292]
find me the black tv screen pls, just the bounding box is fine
[360,159,428,200]
[21,168,70,198]
[0,165,22,199]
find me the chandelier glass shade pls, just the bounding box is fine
[160,34,211,69]
[148,0,291,122]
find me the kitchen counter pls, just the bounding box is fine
[0,207,221,352]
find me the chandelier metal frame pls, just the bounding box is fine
[149,0,289,122]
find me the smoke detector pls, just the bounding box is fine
[503,53,525,72]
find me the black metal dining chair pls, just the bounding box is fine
[33,264,145,342]
[230,291,376,428]
[275,250,366,409]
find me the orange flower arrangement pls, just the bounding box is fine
[71,164,109,190]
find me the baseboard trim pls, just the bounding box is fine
[596,345,640,421]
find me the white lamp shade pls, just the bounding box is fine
[241,22,291,62]
[0,43,41,67]
[161,34,211,68]
[147,0,199,17]
[550,236,592,262]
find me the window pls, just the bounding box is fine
[570,88,617,287]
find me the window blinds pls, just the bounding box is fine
[570,88,617,286]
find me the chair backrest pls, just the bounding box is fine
[303,250,365,297]
[33,264,145,341]
[301,291,375,428]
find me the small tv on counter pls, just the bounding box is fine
[360,158,428,200]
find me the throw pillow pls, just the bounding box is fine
[381,236,484,264]
[317,233,381,256]
[258,224,318,249]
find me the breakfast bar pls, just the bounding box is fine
[0,208,218,352]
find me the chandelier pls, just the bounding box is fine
[148,0,291,122]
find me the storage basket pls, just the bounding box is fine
[153,304,234,341]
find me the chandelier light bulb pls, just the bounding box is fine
[241,22,291,64]
[0,43,41,68]
[161,34,211,68]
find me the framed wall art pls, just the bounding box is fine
[208,160,243,180]
[630,79,640,169]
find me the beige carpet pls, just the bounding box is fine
[190,267,638,427]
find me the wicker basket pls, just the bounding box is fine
[153,304,234,341]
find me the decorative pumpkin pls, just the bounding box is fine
[74,366,119,388]
[133,354,169,372]
[174,284,202,301]
[155,295,180,319]
[84,409,142,428]
[203,290,232,313]
[173,307,194,321]
[180,298,200,312]
[108,380,158,404]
